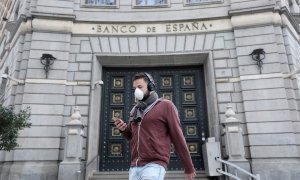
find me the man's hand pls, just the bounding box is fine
[185,171,196,180]
[113,117,127,131]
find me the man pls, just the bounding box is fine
[114,72,196,180]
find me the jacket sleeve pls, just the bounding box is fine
[120,122,132,140]
[166,100,195,174]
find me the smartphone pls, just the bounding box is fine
[112,117,119,122]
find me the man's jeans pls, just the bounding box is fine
[129,163,166,180]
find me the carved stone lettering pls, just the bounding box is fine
[96,21,213,35]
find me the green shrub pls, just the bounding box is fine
[0,106,31,151]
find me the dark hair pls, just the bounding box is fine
[133,73,149,83]
[133,72,156,91]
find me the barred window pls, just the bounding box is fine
[136,0,167,6]
[289,0,300,13]
[186,0,222,5]
[0,68,8,105]
[85,0,116,6]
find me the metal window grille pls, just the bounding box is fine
[86,0,116,5]
[136,0,167,5]
[187,0,220,4]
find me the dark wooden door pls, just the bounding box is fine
[99,66,208,171]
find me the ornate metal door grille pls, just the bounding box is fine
[99,66,208,171]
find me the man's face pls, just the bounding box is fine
[133,78,148,95]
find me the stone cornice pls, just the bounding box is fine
[30,12,75,33]
[31,11,76,21]
[16,17,233,35]
[228,5,277,16]
[229,5,299,41]
[279,7,300,34]
[0,16,32,62]
[231,12,282,29]
[32,18,73,33]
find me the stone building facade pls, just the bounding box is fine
[0,0,300,180]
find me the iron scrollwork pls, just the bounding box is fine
[249,48,265,74]
[40,54,56,79]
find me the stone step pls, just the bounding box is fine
[89,171,212,180]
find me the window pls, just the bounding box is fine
[133,0,169,7]
[185,0,222,6]
[85,0,117,6]
[0,37,7,56]
[289,0,300,13]
[13,2,20,21]
[136,0,167,6]
[0,68,8,105]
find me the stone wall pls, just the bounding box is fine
[231,16,300,180]
[74,0,230,22]
[0,0,300,179]
[283,25,300,156]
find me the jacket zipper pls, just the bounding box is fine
[136,122,141,166]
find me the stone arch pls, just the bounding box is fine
[83,32,227,177]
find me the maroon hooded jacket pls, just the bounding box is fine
[121,98,195,174]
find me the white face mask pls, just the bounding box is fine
[134,88,144,101]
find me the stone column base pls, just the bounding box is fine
[0,161,58,180]
[58,162,83,180]
[227,160,251,180]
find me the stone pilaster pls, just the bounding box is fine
[58,106,84,180]
[222,105,250,180]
